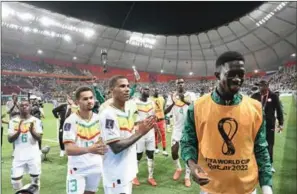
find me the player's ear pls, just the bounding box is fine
[214,72,220,80]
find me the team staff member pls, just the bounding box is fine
[251,80,284,173]
[181,51,273,194]
[151,87,168,156]
[52,102,68,157]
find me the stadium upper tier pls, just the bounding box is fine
[1,2,296,76]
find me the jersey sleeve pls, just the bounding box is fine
[34,119,43,134]
[99,110,121,144]
[63,117,77,144]
[8,119,16,136]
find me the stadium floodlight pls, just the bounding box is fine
[132,65,136,69]
[126,35,156,49]
[291,53,296,57]
[73,56,77,60]
[161,69,164,73]
[40,16,55,27]
[33,28,38,33]
[18,13,34,21]
[23,26,31,32]
[63,34,72,42]
[37,49,43,54]
[2,5,14,18]
[83,29,95,38]
[254,69,259,73]
[189,72,193,76]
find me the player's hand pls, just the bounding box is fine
[170,93,176,105]
[138,116,156,135]
[88,143,107,155]
[276,125,283,133]
[29,122,34,133]
[188,161,210,186]
[18,120,24,132]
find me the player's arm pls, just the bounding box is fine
[93,85,105,104]
[7,120,22,143]
[254,113,273,192]
[101,112,155,154]
[181,103,198,165]
[181,103,210,186]
[29,120,43,141]
[52,104,64,119]
[274,94,284,126]
[129,83,137,98]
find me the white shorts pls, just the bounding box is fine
[136,133,155,153]
[66,165,102,194]
[104,182,132,194]
[171,127,182,145]
[11,157,41,178]
[200,189,257,194]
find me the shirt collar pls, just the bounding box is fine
[211,88,242,105]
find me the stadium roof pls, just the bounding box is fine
[26,1,263,35]
[1,2,296,76]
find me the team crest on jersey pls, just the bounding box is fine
[64,123,71,131]
[105,119,114,129]
[218,117,238,156]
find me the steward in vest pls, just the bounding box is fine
[181,51,273,194]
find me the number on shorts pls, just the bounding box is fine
[21,134,28,143]
[85,140,94,148]
[68,179,77,193]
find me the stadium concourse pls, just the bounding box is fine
[1,1,296,194]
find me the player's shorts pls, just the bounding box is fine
[171,127,183,146]
[11,157,41,178]
[66,165,102,194]
[200,189,257,194]
[136,133,155,153]
[104,182,132,194]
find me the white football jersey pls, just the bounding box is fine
[171,91,196,133]
[134,98,156,138]
[99,102,138,188]
[8,116,43,161]
[63,112,102,169]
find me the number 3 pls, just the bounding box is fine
[68,179,77,193]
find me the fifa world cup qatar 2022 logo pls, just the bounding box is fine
[218,118,238,156]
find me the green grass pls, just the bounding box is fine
[1,96,296,194]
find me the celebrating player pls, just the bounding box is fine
[133,86,160,186]
[151,87,168,156]
[63,86,106,194]
[164,78,196,187]
[181,51,273,194]
[99,75,156,194]
[8,100,43,192]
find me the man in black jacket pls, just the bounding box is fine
[251,80,284,173]
[52,103,68,157]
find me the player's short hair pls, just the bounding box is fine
[11,93,17,97]
[108,75,127,89]
[75,86,93,100]
[215,51,245,68]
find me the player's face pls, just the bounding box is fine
[259,83,268,93]
[12,95,18,102]
[112,78,130,102]
[219,62,245,95]
[176,79,185,92]
[20,101,30,114]
[153,88,159,97]
[77,91,95,111]
[141,87,150,98]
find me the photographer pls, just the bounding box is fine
[6,93,20,119]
